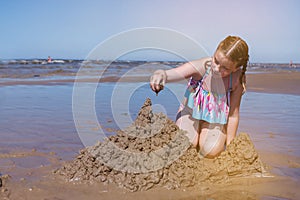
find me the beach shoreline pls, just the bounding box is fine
[1,71,300,95]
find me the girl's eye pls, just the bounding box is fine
[221,66,230,71]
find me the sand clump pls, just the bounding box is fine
[0,174,11,199]
[57,98,266,192]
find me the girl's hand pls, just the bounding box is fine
[150,70,167,95]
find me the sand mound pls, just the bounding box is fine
[57,98,266,192]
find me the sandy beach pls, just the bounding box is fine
[1,70,300,200]
[247,71,300,95]
[1,70,300,94]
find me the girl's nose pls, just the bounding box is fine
[214,64,220,72]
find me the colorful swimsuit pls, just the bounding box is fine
[184,68,232,124]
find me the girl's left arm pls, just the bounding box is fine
[226,81,243,145]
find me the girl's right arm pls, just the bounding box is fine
[150,57,209,93]
[166,58,208,82]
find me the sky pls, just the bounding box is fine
[0,0,299,63]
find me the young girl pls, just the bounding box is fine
[150,36,249,158]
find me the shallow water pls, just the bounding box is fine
[239,92,300,156]
[1,82,299,158]
[0,84,82,159]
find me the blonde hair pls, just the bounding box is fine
[217,36,249,93]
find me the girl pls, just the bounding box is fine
[150,36,249,158]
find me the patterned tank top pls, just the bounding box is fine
[184,68,232,124]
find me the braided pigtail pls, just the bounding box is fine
[240,59,248,94]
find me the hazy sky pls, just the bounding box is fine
[1,0,299,62]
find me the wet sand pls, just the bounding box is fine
[246,71,300,95]
[1,71,300,95]
[1,152,299,200]
[1,71,300,199]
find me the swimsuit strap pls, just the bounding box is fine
[205,66,211,75]
[227,73,233,105]
[229,73,233,91]
[200,66,212,85]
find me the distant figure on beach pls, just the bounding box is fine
[47,56,52,63]
[289,60,296,68]
[150,36,249,158]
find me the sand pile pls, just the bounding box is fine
[57,98,266,192]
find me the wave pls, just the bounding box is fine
[0,60,299,83]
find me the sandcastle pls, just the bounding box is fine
[57,98,266,192]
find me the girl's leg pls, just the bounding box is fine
[175,106,200,147]
[199,122,226,158]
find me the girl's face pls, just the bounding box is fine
[211,50,239,77]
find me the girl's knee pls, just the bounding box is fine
[203,147,224,158]
[199,125,226,158]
